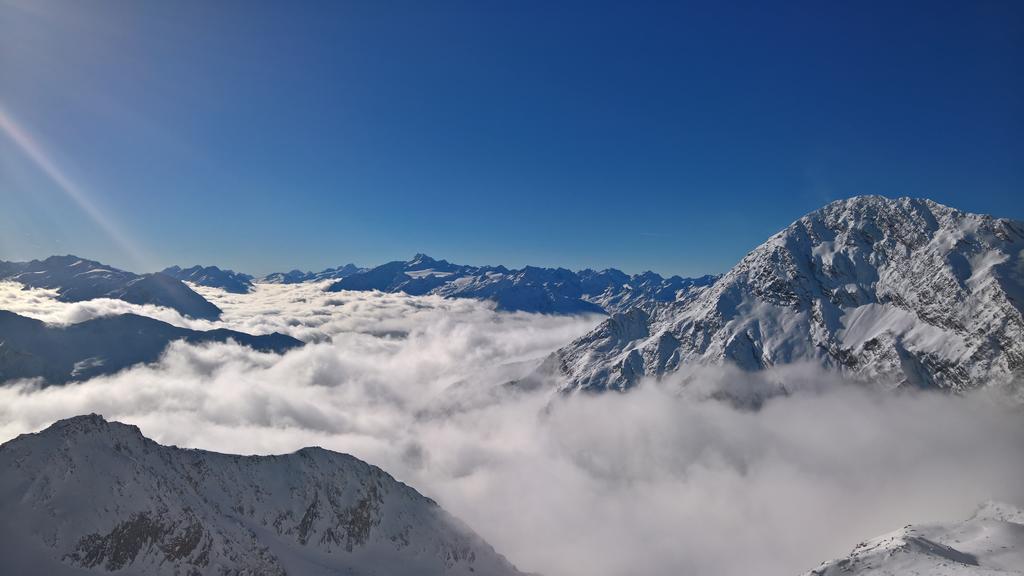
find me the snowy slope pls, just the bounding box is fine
[803,502,1024,576]
[328,253,716,315]
[0,255,222,320]
[0,415,526,576]
[161,265,255,294]
[551,196,1024,392]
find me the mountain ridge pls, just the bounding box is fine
[0,310,302,385]
[0,255,222,320]
[161,265,255,294]
[0,414,526,576]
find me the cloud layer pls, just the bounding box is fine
[1,283,1022,576]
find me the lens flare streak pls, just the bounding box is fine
[0,103,146,267]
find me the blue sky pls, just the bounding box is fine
[1,0,1021,276]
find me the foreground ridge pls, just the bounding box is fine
[0,414,525,576]
[804,501,1024,575]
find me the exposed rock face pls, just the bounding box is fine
[803,501,1024,576]
[0,415,525,576]
[0,311,302,384]
[551,196,1024,392]
[0,255,222,320]
[328,253,717,315]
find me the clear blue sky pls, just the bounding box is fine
[1,0,1021,276]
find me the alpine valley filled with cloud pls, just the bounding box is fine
[3,2,1023,575]
[2,196,1024,576]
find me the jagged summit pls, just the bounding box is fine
[408,253,443,266]
[0,414,526,576]
[551,195,1024,392]
[28,414,150,448]
[49,412,118,431]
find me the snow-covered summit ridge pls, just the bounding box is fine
[551,195,1024,392]
[0,414,525,576]
[804,501,1024,575]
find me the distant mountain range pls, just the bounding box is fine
[328,253,719,315]
[0,254,712,386]
[0,256,222,320]
[0,415,526,576]
[549,196,1024,393]
[0,311,301,384]
[161,265,255,294]
[2,253,715,316]
[177,254,715,316]
[804,501,1024,575]
[262,263,367,284]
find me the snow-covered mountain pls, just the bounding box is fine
[551,196,1024,392]
[161,265,255,294]
[803,501,1024,576]
[262,263,366,284]
[0,256,222,320]
[329,253,717,315]
[0,415,526,576]
[0,311,302,384]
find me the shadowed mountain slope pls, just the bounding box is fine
[0,415,526,576]
[0,311,301,384]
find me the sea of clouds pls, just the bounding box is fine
[1,281,1023,576]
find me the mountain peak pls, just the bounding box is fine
[44,413,140,437]
[30,414,151,450]
[821,194,930,209]
[807,195,968,229]
[551,195,1024,392]
[409,253,439,266]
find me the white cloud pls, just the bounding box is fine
[1,282,1022,576]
